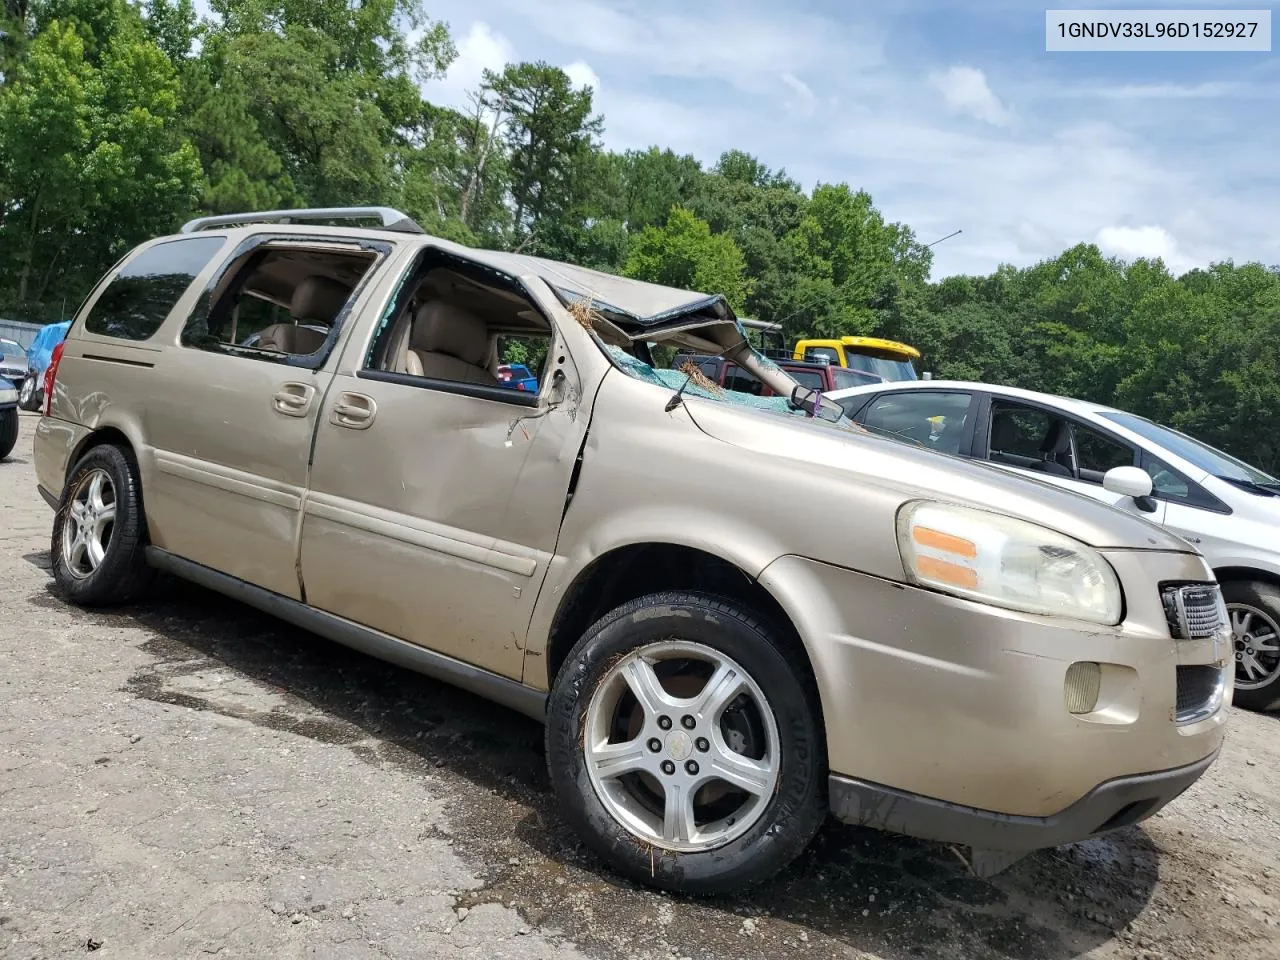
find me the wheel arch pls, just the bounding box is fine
[541,543,822,723]
[1215,566,1280,591]
[67,425,137,478]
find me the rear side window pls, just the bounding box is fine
[84,237,225,341]
[788,370,826,391]
[803,346,840,364]
[723,364,764,395]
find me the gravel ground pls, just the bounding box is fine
[2,410,1279,960]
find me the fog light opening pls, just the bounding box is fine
[1065,661,1102,715]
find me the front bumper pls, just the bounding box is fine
[829,747,1217,853]
[758,552,1228,820]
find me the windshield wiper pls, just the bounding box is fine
[1217,475,1280,496]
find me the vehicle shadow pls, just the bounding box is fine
[33,566,1162,960]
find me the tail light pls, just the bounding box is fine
[42,341,65,417]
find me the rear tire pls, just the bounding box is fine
[546,591,826,895]
[18,375,39,411]
[51,444,153,606]
[1223,580,1280,712]
[0,408,17,460]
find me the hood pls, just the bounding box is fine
[682,395,1195,553]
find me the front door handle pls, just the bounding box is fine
[330,392,377,430]
[272,382,315,417]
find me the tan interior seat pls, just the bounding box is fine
[405,301,495,385]
[256,275,350,355]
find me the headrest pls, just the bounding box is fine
[411,301,489,366]
[290,276,351,324]
[1041,420,1072,456]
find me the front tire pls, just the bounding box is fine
[546,591,826,895]
[0,408,17,460]
[51,444,153,606]
[1224,580,1280,712]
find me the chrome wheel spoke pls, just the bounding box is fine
[662,784,697,845]
[86,533,106,569]
[692,662,747,721]
[68,532,88,570]
[88,472,108,513]
[587,737,650,780]
[94,502,116,527]
[1251,632,1277,653]
[707,742,773,797]
[70,499,89,521]
[620,656,671,718]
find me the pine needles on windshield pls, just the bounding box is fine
[679,361,723,396]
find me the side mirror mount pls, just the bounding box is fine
[544,368,567,405]
[1104,466,1158,512]
[789,385,844,423]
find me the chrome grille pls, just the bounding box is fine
[1175,665,1226,724]
[1161,583,1227,640]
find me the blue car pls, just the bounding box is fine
[18,320,70,411]
[496,363,539,393]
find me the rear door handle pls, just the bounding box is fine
[329,392,376,430]
[272,382,315,417]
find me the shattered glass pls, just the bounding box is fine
[604,345,808,418]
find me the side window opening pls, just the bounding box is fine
[182,243,378,360]
[803,346,840,364]
[83,236,226,341]
[1071,423,1135,483]
[988,402,1074,477]
[363,251,552,404]
[863,391,971,452]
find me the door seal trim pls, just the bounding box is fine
[144,546,548,722]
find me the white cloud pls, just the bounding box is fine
[459,0,883,94]
[930,66,1014,126]
[564,60,601,93]
[431,21,515,107]
[780,72,817,115]
[1095,226,1197,274]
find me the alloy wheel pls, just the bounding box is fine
[61,468,117,579]
[1229,603,1280,689]
[583,640,780,853]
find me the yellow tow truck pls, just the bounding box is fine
[792,336,922,382]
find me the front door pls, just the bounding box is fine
[298,254,591,678]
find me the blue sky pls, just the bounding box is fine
[419,0,1280,279]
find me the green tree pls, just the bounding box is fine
[482,61,603,250]
[0,11,201,313]
[624,207,753,310]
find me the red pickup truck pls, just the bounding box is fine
[672,352,884,397]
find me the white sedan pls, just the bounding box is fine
[826,379,1280,711]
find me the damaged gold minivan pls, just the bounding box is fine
[34,207,1230,894]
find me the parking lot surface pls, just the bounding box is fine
[3,411,1279,960]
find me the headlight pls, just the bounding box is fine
[896,501,1123,625]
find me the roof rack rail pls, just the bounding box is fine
[179,206,426,235]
